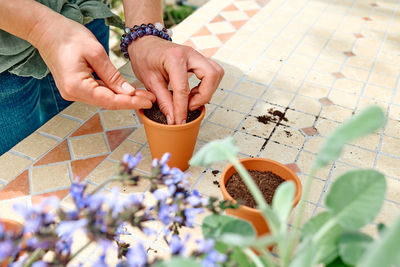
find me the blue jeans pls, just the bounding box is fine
[0,19,109,155]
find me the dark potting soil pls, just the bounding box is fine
[226,170,285,208]
[144,103,201,124]
[256,108,288,125]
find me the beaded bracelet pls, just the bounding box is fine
[120,22,173,59]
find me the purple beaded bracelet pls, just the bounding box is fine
[120,22,173,59]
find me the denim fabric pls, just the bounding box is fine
[0,19,109,155]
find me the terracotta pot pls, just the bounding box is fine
[138,106,205,171]
[220,158,302,237]
[1,219,23,267]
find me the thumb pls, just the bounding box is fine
[86,47,136,95]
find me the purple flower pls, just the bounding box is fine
[153,189,170,201]
[152,158,159,168]
[187,190,207,207]
[92,253,108,267]
[158,203,178,225]
[128,193,143,205]
[160,153,171,165]
[32,261,48,267]
[126,242,147,267]
[70,182,87,209]
[196,239,215,254]
[57,218,87,238]
[107,187,128,218]
[169,234,189,256]
[202,250,227,267]
[26,237,51,250]
[0,240,14,261]
[184,207,203,227]
[55,237,72,257]
[123,153,142,170]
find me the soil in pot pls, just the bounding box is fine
[225,170,285,208]
[144,103,201,124]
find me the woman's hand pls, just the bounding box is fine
[35,16,156,110]
[128,36,224,124]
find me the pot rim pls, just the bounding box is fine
[219,157,302,213]
[138,106,205,130]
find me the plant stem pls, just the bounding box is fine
[69,240,92,262]
[227,155,268,211]
[90,177,120,195]
[23,249,44,267]
[244,248,266,267]
[282,170,316,267]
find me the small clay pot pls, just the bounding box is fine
[220,158,302,236]
[138,106,205,171]
[1,219,23,267]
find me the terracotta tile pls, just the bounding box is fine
[128,126,147,144]
[0,170,29,201]
[285,163,301,174]
[302,127,319,136]
[354,33,364,38]
[31,163,71,193]
[331,72,345,79]
[34,140,71,166]
[230,20,248,30]
[343,51,356,57]
[106,128,135,151]
[192,26,212,37]
[183,39,196,49]
[222,3,239,12]
[244,9,259,17]
[200,47,220,58]
[109,139,142,162]
[0,152,32,182]
[370,3,378,7]
[210,15,225,23]
[70,134,108,159]
[32,189,70,205]
[216,32,235,43]
[71,155,108,181]
[362,17,373,21]
[70,114,103,137]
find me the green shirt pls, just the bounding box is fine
[0,0,123,79]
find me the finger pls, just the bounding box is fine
[147,79,175,124]
[187,51,224,110]
[165,56,190,125]
[135,89,156,103]
[87,46,136,95]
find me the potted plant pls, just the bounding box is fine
[138,104,205,171]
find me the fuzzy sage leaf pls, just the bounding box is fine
[272,181,295,230]
[313,106,385,170]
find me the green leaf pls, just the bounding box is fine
[290,237,317,267]
[215,241,256,267]
[156,257,202,267]
[326,256,352,267]
[326,170,386,230]
[189,136,239,167]
[272,181,295,229]
[301,212,343,264]
[202,214,255,241]
[218,219,256,246]
[338,231,373,265]
[313,106,385,170]
[377,222,386,235]
[356,215,400,267]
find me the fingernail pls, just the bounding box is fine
[180,120,186,125]
[167,115,173,125]
[121,82,135,94]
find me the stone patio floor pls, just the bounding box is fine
[0,0,399,264]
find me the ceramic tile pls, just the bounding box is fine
[320,105,353,122]
[101,110,137,130]
[303,136,325,153]
[296,151,332,180]
[358,97,388,113]
[291,95,321,115]
[329,89,359,109]
[381,136,400,158]
[288,201,317,225]
[193,170,223,200]
[259,141,299,164]
[271,75,303,92]
[373,61,400,76]
[253,58,282,73]
[280,64,309,80]
[127,126,147,144]
[341,66,369,82]
[34,140,71,166]
[0,152,32,182]
[298,175,326,204]
[235,1,260,10]
[71,114,103,137]
[350,133,381,151]
[375,201,400,225]
[233,131,265,156]
[221,11,249,21]
[192,35,223,49]
[200,47,220,58]
[0,170,29,201]
[207,21,236,34]
[32,188,70,205]
[216,32,235,44]
[31,163,71,193]
[11,133,58,160]
[61,102,98,121]
[218,74,241,91]
[70,134,108,159]
[209,88,228,105]
[234,80,267,98]
[283,110,316,128]
[339,145,377,169]
[270,126,306,149]
[38,115,80,139]
[263,88,294,107]
[208,107,245,129]
[369,72,397,89]
[298,82,330,99]
[192,26,212,37]
[198,122,234,142]
[71,155,107,181]
[363,84,393,103]
[240,115,275,138]
[106,128,135,151]
[384,119,400,138]
[246,69,275,86]
[306,70,335,87]
[0,197,28,222]
[346,56,374,70]
[315,118,341,137]
[109,139,143,162]
[221,94,256,113]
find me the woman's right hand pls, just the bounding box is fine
[33,14,156,110]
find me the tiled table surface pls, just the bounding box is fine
[1,0,400,263]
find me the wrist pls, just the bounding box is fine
[27,11,64,50]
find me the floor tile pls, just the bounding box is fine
[61,102,98,121]
[198,122,234,142]
[101,110,137,130]
[283,110,316,128]
[71,155,108,181]
[34,140,71,166]
[0,170,29,201]
[339,145,377,169]
[32,188,70,205]
[259,141,299,164]
[109,139,143,162]
[270,126,306,149]
[208,108,245,129]
[233,131,265,156]
[71,113,103,137]
[38,115,80,139]
[106,128,135,151]
[192,35,223,49]
[291,95,321,115]
[12,133,58,160]
[0,152,32,182]
[31,163,71,193]
[70,134,108,159]
[221,93,256,113]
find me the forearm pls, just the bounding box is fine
[122,0,163,27]
[0,0,63,47]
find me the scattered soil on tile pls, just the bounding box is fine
[213,180,220,187]
[256,108,288,125]
[226,170,285,208]
[242,127,246,130]
[212,170,220,176]
[284,130,292,137]
[144,103,201,124]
